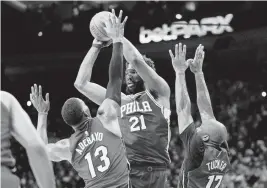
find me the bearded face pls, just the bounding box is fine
[125,63,145,95]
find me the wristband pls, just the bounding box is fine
[38,112,48,115]
[112,38,123,43]
[92,44,103,49]
[176,71,185,75]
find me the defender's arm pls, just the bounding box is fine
[30,85,71,162]
[190,45,215,120]
[1,92,56,188]
[169,43,193,134]
[97,10,127,137]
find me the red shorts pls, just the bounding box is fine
[1,166,20,188]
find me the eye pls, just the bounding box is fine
[126,70,136,75]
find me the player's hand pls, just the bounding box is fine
[104,9,128,43]
[169,43,189,73]
[30,84,50,114]
[190,44,205,74]
[92,39,112,49]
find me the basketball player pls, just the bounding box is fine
[169,43,231,188]
[74,11,171,188]
[1,91,56,188]
[30,10,130,188]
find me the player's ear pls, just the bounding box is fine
[202,135,210,142]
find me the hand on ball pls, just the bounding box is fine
[92,39,112,49]
[104,9,128,43]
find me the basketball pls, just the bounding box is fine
[89,11,113,41]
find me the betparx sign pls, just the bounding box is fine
[139,14,234,44]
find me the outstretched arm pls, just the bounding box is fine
[169,43,193,134]
[97,9,127,137]
[1,91,56,188]
[122,37,170,107]
[190,45,215,120]
[30,84,71,162]
[74,40,111,105]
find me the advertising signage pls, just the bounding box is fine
[139,14,234,44]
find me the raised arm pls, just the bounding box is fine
[190,45,215,120]
[1,91,56,188]
[97,9,127,137]
[122,37,170,106]
[74,40,112,105]
[30,84,71,162]
[169,43,193,134]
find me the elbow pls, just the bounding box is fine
[74,82,83,90]
[126,55,139,66]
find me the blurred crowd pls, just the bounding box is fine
[10,79,267,188]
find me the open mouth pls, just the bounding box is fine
[127,81,134,88]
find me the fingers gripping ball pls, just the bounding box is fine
[90,11,113,41]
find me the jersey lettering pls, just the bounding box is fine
[121,101,152,117]
[76,132,103,155]
[206,159,227,172]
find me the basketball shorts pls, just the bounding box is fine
[1,166,20,188]
[130,163,169,188]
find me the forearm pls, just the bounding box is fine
[106,42,123,105]
[27,144,56,188]
[37,113,49,144]
[122,37,143,66]
[74,46,100,86]
[195,72,215,120]
[175,72,193,133]
[175,73,191,113]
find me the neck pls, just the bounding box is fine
[204,141,221,150]
[72,116,92,131]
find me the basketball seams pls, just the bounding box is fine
[90,12,111,41]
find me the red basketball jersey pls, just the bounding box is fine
[1,102,16,167]
[180,147,231,188]
[120,90,171,165]
[69,117,129,188]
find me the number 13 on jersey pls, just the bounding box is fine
[85,146,110,178]
[129,115,147,132]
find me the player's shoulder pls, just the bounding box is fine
[0,91,17,109]
[1,91,15,101]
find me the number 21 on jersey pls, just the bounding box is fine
[85,146,110,178]
[130,115,146,132]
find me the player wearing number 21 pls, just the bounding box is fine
[169,43,231,188]
[30,10,130,188]
[75,9,171,188]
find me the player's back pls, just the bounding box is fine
[186,147,231,188]
[120,90,171,166]
[1,101,16,167]
[69,117,129,188]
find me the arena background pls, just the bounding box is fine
[1,1,267,188]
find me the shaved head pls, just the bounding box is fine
[61,97,90,126]
[197,119,228,145]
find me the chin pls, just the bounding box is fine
[126,86,135,95]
